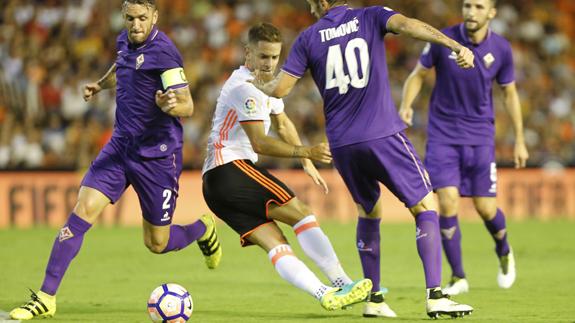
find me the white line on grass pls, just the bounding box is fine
[0,309,20,322]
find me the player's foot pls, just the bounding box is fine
[10,289,56,320]
[197,214,222,269]
[497,248,516,288]
[443,277,469,296]
[363,290,397,318]
[426,289,473,319]
[320,279,372,311]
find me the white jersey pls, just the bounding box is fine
[202,66,285,174]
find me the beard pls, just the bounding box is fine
[464,20,487,33]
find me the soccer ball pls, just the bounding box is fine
[147,283,193,323]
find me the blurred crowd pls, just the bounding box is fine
[0,0,573,170]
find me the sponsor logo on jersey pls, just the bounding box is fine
[244,97,257,115]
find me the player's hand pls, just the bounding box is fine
[307,142,332,164]
[155,89,177,113]
[302,159,329,194]
[454,46,475,69]
[514,141,529,169]
[83,82,102,102]
[398,106,414,126]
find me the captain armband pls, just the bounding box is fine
[160,67,188,90]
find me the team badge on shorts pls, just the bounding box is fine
[244,97,257,116]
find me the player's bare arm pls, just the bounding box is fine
[241,121,331,164]
[155,86,194,117]
[83,63,117,102]
[252,70,298,98]
[399,62,433,126]
[271,112,329,193]
[386,14,475,69]
[501,82,529,168]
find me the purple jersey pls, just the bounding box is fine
[114,26,187,158]
[282,5,406,148]
[420,24,515,145]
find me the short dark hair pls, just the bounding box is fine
[328,0,348,5]
[122,0,156,11]
[248,23,282,44]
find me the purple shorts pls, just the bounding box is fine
[331,132,432,213]
[81,137,183,226]
[424,142,496,197]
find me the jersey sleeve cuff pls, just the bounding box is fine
[280,68,303,79]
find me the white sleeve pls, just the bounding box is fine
[270,98,285,115]
[228,83,268,122]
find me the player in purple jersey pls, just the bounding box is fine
[253,0,474,319]
[399,0,528,296]
[9,1,221,320]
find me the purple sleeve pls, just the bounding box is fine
[419,43,439,68]
[496,43,515,85]
[281,33,309,78]
[157,45,184,71]
[373,6,399,34]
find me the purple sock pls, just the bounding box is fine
[415,211,442,289]
[356,217,381,293]
[439,215,465,278]
[483,209,510,257]
[161,220,206,253]
[41,213,92,295]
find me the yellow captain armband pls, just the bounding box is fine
[161,67,188,90]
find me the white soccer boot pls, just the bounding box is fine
[497,248,516,288]
[363,290,397,318]
[426,289,473,319]
[443,277,469,296]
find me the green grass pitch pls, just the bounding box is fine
[1,220,574,322]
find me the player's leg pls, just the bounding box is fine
[247,223,371,311]
[268,197,353,288]
[202,162,370,310]
[425,142,468,294]
[131,150,221,268]
[473,197,515,288]
[366,132,472,317]
[331,140,395,317]
[470,145,514,288]
[10,142,125,320]
[436,187,469,295]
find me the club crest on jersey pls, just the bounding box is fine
[483,53,495,68]
[136,54,145,70]
[244,97,257,115]
[59,226,74,242]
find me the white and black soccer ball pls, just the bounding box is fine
[147,283,193,323]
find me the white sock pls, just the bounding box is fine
[293,215,353,288]
[268,244,331,300]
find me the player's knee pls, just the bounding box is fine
[409,192,437,215]
[144,237,169,254]
[476,204,497,220]
[74,199,101,221]
[437,194,459,215]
